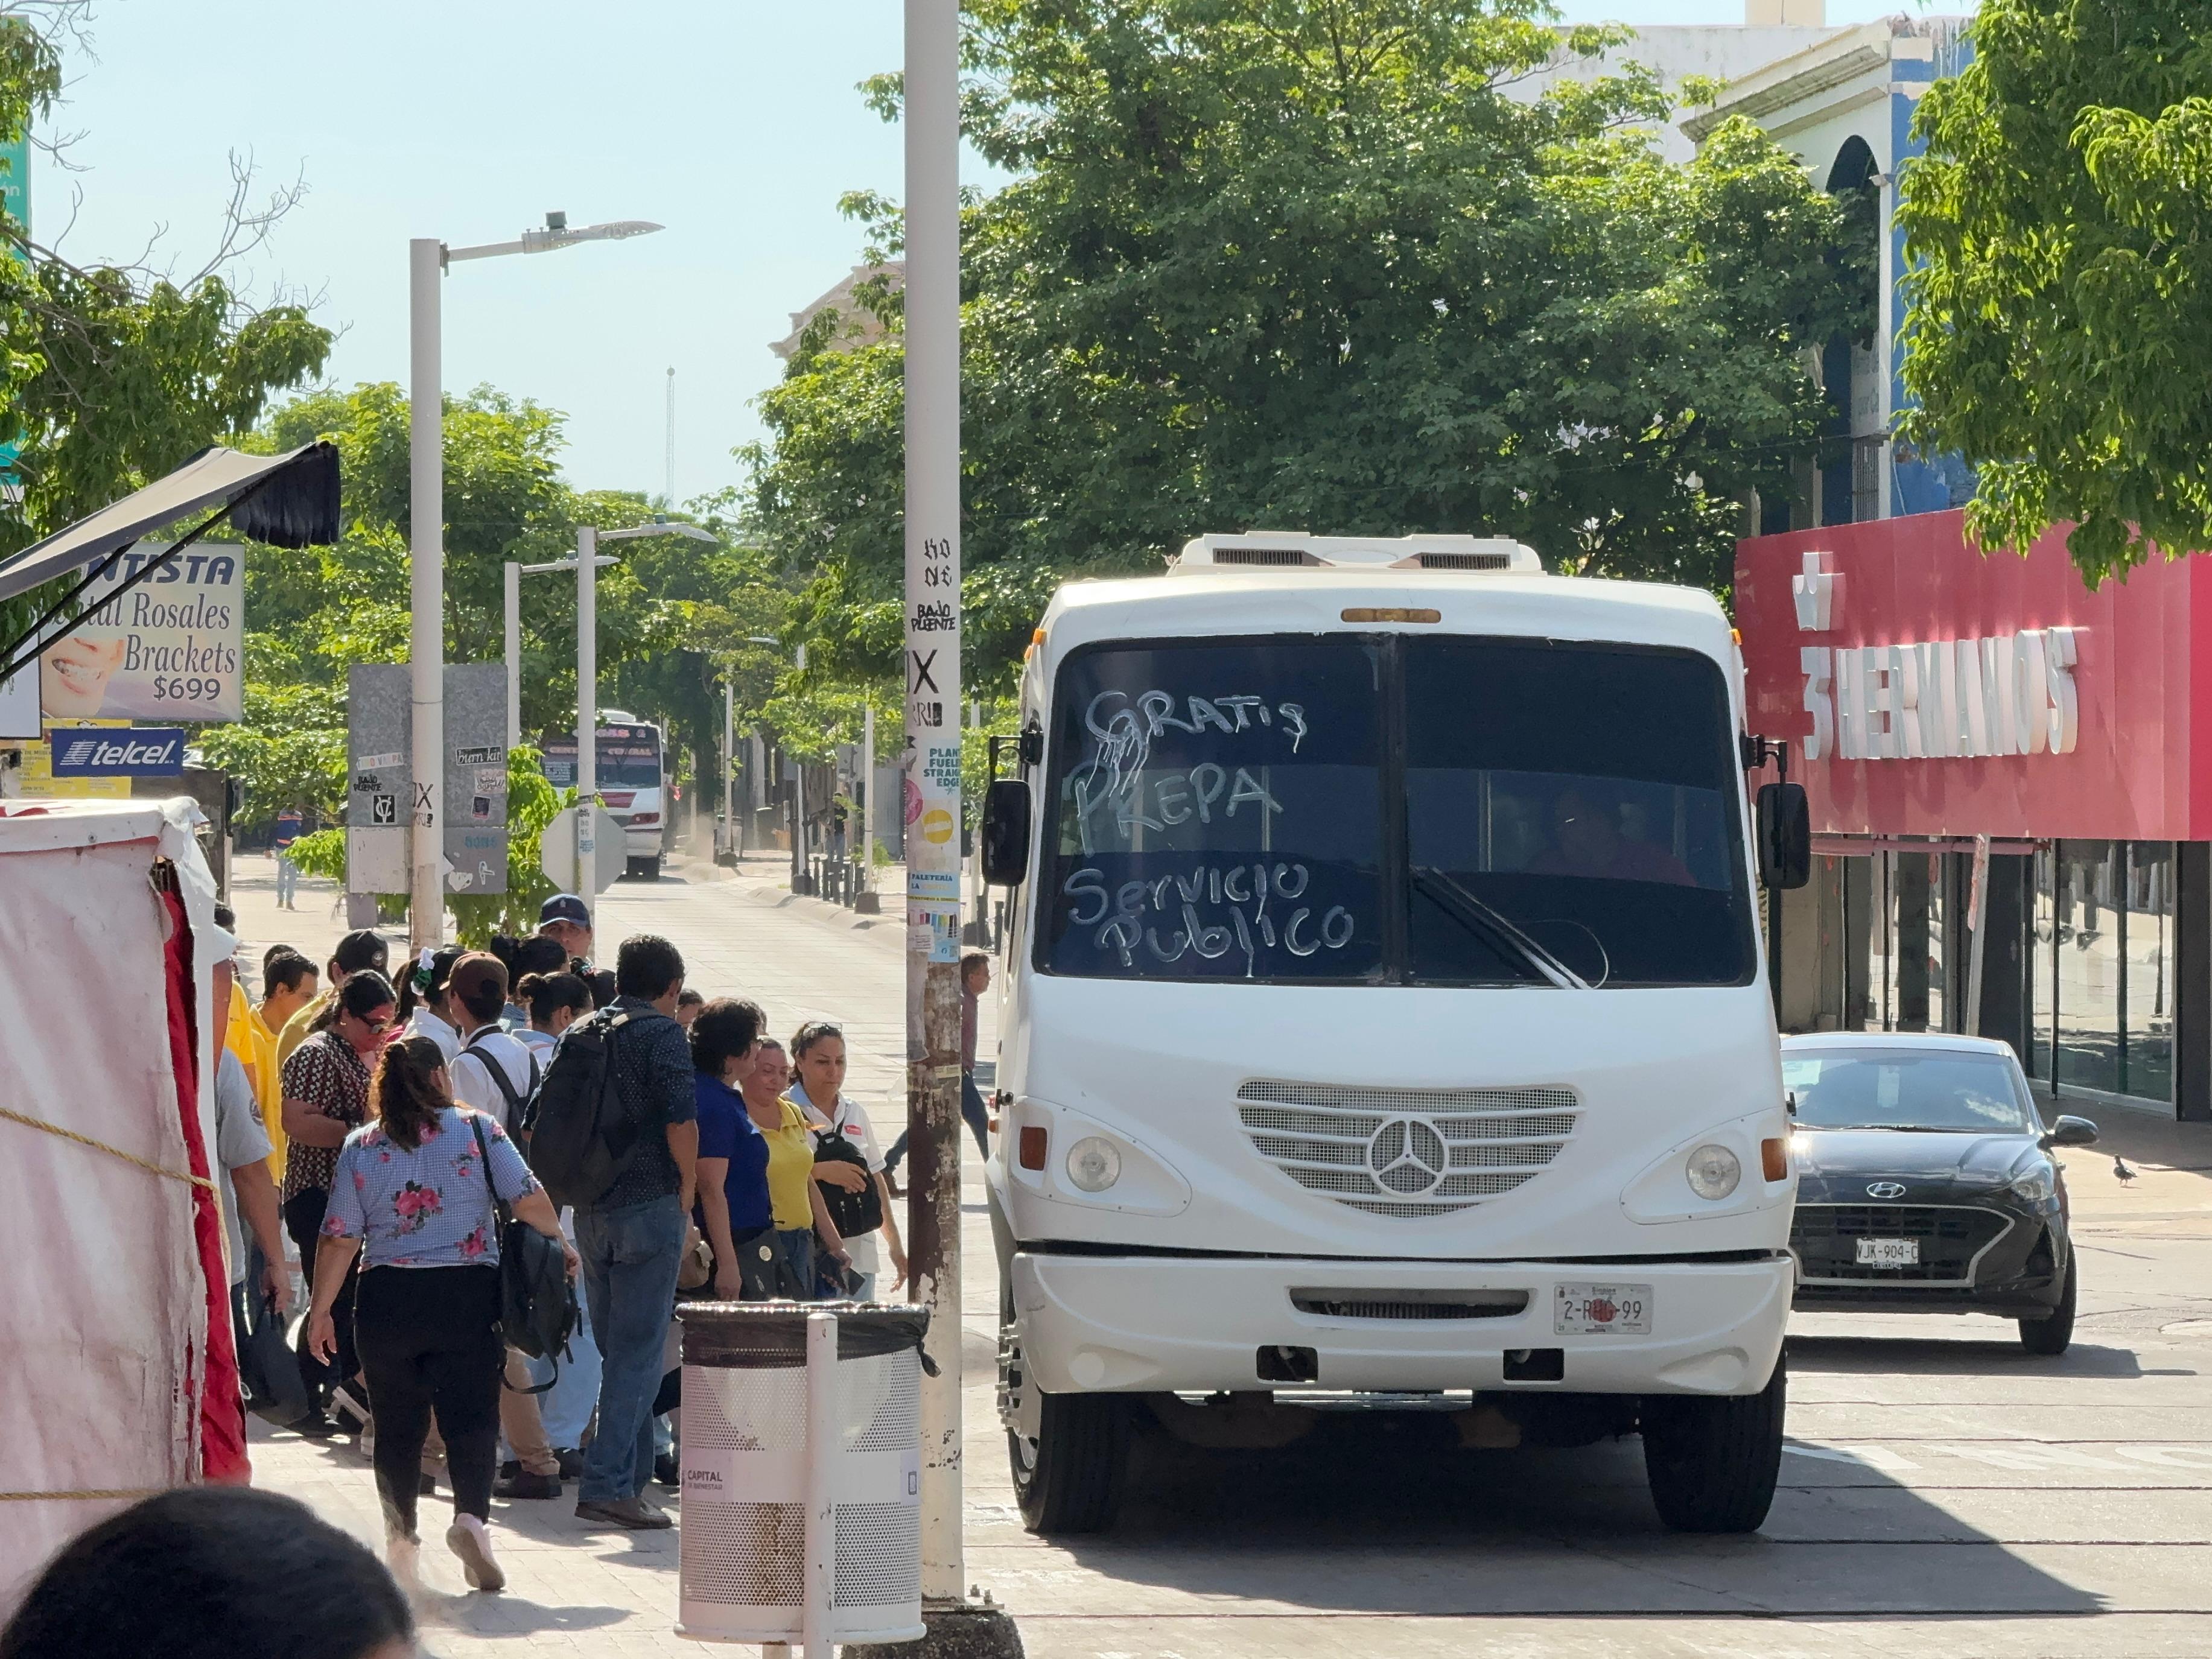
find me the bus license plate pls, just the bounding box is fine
[1554,1284,1651,1336]
[1856,1237,1918,1268]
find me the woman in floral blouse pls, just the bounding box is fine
[305,1035,574,1596]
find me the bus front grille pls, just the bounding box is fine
[1236,1080,1580,1219]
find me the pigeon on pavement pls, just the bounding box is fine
[2114,1155,2137,1184]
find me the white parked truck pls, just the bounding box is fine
[978,531,1810,1535]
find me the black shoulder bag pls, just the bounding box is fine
[469,1113,578,1394]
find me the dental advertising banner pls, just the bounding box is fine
[39,541,244,723]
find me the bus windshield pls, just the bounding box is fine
[542,727,664,791]
[1039,635,1755,987]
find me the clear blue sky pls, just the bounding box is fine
[42,0,1928,509]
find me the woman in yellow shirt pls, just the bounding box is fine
[741,1037,846,1297]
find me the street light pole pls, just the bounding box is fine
[574,523,599,890]
[503,560,521,749]
[722,677,735,862]
[904,7,999,1646]
[408,237,443,950]
[407,212,662,947]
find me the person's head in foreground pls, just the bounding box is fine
[1,1486,415,1659]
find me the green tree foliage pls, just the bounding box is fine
[0,16,331,647]
[746,0,1868,691]
[1898,0,2212,583]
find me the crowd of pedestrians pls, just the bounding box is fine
[199,889,965,1596]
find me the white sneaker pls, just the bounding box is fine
[447,1514,506,1593]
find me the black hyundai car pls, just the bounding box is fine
[1781,1033,2098,1354]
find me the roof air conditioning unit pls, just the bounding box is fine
[1174,531,1541,574]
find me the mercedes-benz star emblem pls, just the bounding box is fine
[1866,1181,1906,1199]
[1370,1116,1450,1196]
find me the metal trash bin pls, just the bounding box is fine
[676,1302,930,1649]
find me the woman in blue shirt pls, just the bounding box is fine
[305,1035,574,1595]
[690,998,778,1299]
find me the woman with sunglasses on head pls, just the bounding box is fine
[307,1034,576,1594]
[278,970,396,1436]
[787,1022,906,1299]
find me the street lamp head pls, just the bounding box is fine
[521,217,665,255]
[600,519,716,545]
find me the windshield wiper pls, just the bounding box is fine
[1410,866,1590,989]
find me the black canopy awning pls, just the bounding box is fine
[0,441,340,604]
[0,440,340,690]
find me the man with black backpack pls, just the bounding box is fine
[445,953,567,1502]
[530,934,698,1531]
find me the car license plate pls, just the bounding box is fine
[1856,1237,1919,1267]
[1554,1284,1652,1336]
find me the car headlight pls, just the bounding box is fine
[1065,1137,1122,1193]
[1685,1143,1742,1201]
[2009,1163,2056,1204]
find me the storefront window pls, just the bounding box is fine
[2055,841,2123,1094]
[2124,843,2176,1103]
[2027,846,2057,1080]
[1891,851,1945,1034]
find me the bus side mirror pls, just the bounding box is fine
[982,779,1031,886]
[1756,782,1811,890]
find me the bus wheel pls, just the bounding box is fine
[1640,1351,1786,1534]
[1000,1294,1126,1534]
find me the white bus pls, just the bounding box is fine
[542,713,671,880]
[979,532,1810,1536]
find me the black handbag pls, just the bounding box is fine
[812,1128,882,1239]
[236,1277,311,1427]
[469,1114,579,1393]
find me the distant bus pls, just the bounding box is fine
[541,714,670,880]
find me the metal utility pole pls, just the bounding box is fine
[664,366,677,507]
[722,677,736,861]
[574,524,600,888]
[904,10,1015,1655]
[407,238,443,950]
[857,702,878,912]
[503,561,522,749]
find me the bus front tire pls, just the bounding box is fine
[1640,1351,1786,1534]
[1002,1300,1127,1534]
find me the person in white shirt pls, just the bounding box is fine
[400,946,464,1062]
[788,1021,907,1300]
[513,969,592,1061]
[444,954,539,1129]
[436,951,564,1502]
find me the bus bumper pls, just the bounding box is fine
[1008,1250,1793,1398]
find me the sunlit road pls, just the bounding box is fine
[235,854,2212,1657]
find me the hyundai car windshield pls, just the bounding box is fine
[1783,1049,2035,1133]
[1038,635,1755,985]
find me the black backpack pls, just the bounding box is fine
[521,1007,643,1209]
[468,1115,577,1391]
[463,1027,541,1131]
[813,1127,883,1239]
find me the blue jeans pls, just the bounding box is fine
[526,1258,603,1449]
[275,853,298,905]
[574,1194,686,1503]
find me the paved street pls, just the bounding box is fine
[229,854,2212,1657]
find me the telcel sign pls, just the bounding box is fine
[47,726,186,777]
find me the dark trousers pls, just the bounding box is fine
[354,1265,503,1538]
[884,1072,991,1173]
[284,1187,358,1394]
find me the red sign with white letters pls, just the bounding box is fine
[1735,510,2211,841]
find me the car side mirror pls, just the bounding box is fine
[1756,781,1811,890]
[982,778,1032,886]
[2038,1114,2099,1150]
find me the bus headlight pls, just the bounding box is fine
[1065,1137,1122,1193]
[1685,1143,1742,1201]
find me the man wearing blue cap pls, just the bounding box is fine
[538,893,594,970]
